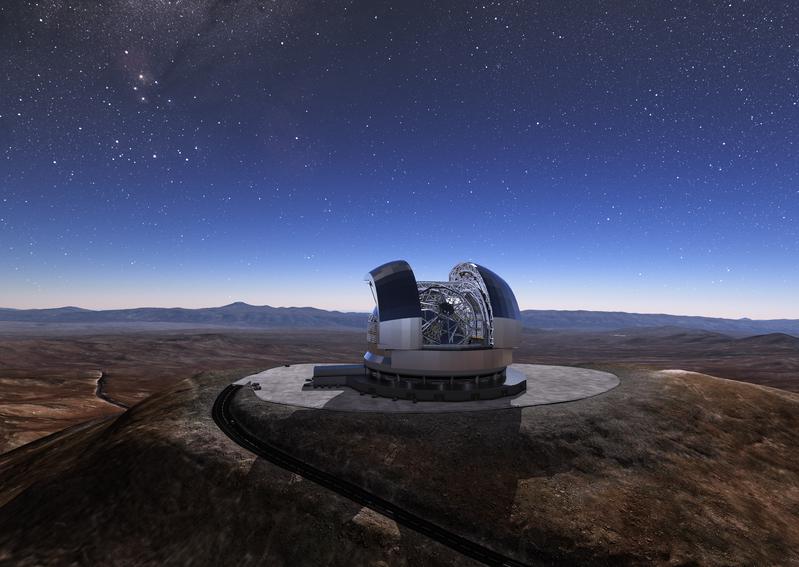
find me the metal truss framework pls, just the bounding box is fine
[416,281,492,347]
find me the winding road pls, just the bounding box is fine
[212,384,530,567]
[94,371,129,409]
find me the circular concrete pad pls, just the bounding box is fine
[234,363,619,413]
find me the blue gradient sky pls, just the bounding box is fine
[1,2,798,318]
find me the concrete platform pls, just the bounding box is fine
[234,363,620,413]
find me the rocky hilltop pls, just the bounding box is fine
[1,367,797,566]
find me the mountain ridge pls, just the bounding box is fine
[518,309,799,336]
[0,303,367,329]
[1,304,799,336]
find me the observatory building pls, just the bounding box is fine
[310,260,526,401]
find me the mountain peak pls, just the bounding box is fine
[221,301,254,308]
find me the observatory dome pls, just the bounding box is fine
[363,260,522,383]
[310,260,526,402]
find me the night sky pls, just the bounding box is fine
[1,1,797,317]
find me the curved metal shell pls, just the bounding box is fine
[449,261,521,348]
[473,264,521,321]
[366,260,422,322]
[365,260,423,350]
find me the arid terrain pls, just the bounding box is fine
[230,367,799,565]
[1,325,797,454]
[517,327,799,392]
[0,324,797,565]
[0,370,474,567]
[0,365,797,565]
[0,328,365,454]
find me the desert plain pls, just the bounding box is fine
[1,324,798,454]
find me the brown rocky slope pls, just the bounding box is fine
[0,371,474,567]
[230,366,799,565]
[1,366,797,566]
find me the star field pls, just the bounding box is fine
[1,1,798,317]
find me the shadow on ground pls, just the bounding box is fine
[231,366,799,565]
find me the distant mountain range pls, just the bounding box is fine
[0,302,366,329]
[519,310,799,337]
[1,303,798,337]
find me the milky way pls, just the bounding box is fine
[1,1,797,317]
